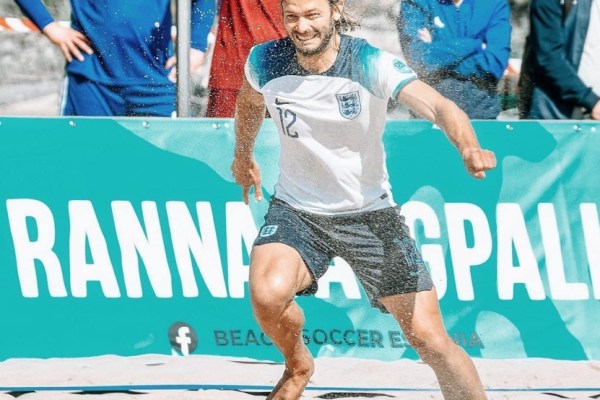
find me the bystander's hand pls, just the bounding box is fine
[231,156,263,205]
[461,147,497,179]
[42,21,93,62]
[418,27,432,43]
[166,48,206,82]
[591,100,600,120]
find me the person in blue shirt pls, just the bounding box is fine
[398,0,511,119]
[15,0,215,117]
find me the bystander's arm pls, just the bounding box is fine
[14,0,92,62]
[189,0,216,73]
[397,79,496,179]
[166,0,215,81]
[398,1,481,73]
[14,0,53,30]
[455,0,511,80]
[231,78,267,204]
[531,0,600,112]
[190,0,215,51]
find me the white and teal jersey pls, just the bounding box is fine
[245,35,417,214]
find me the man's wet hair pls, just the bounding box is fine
[280,0,361,32]
[328,0,360,32]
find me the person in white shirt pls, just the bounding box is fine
[231,0,495,398]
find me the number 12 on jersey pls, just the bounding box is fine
[277,107,299,138]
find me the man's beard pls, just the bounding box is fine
[294,23,336,57]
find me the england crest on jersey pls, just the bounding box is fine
[336,91,361,120]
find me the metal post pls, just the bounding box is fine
[176,0,191,118]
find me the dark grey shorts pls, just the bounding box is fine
[253,198,434,312]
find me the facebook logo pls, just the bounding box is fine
[176,327,192,355]
[168,322,198,356]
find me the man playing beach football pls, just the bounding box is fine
[231,0,495,398]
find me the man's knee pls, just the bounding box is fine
[405,327,454,364]
[249,259,299,314]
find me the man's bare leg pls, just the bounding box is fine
[263,299,314,400]
[250,243,315,400]
[380,289,487,400]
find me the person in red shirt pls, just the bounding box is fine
[205,0,286,118]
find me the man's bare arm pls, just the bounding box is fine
[231,78,267,203]
[234,78,267,159]
[397,79,496,178]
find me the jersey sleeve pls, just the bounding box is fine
[361,43,418,100]
[244,45,262,92]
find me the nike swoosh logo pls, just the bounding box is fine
[275,98,292,105]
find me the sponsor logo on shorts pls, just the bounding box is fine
[260,225,278,237]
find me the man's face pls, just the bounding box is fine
[282,0,339,57]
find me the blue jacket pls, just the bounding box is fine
[398,0,511,82]
[521,0,599,119]
[15,0,215,86]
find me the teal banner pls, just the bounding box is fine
[0,117,598,361]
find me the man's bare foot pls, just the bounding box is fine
[266,351,314,400]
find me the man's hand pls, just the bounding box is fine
[461,147,497,179]
[591,100,600,120]
[42,21,93,62]
[231,156,263,205]
[166,48,206,82]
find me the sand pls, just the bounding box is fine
[0,354,599,399]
